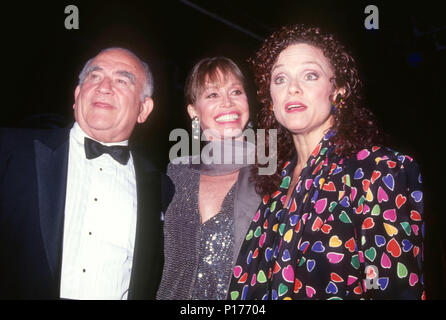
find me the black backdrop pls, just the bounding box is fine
[1,0,444,299]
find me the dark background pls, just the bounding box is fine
[1,0,444,299]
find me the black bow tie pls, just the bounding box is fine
[84,137,130,165]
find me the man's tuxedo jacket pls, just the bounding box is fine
[0,127,173,299]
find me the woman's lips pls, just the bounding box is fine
[285,101,308,113]
[214,112,241,123]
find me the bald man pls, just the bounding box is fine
[0,48,173,299]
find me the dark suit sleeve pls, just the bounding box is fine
[0,129,12,180]
[0,127,70,299]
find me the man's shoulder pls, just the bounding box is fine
[1,127,69,141]
[130,149,163,175]
[130,151,175,210]
[0,127,69,152]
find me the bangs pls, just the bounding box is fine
[185,57,245,105]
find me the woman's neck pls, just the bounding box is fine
[291,116,334,168]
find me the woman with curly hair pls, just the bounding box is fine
[228,24,425,300]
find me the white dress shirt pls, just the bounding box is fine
[60,123,137,300]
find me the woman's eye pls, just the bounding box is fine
[273,76,286,85]
[305,72,319,81]
[206,92,218,99]
[231,89,243,95]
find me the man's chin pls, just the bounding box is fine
[77,120,111,139]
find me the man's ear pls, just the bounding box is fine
[73,85,81,109]
[137,97,154,124]
[187,104,197,120]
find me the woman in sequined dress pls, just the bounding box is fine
[228,24,425,300]
[157,57,261,300]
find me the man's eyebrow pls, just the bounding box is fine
[116,70,136,84]
[85,65,103,75]
[84,66,136,85]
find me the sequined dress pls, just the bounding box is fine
[156,161,259,300]
[192,187,234,300]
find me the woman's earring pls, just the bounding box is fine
[331,101,338,113]
[269,105,274,112]
[192,116,200,141]
[331,98,345,113]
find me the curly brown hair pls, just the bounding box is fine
[251,24,385,196]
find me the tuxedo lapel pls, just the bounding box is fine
[128,152,163,299]
[34,131,69,284]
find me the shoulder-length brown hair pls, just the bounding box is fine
[251,24,385,196]
[184,56,246,106]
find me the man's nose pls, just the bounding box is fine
[96,77,113,94]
